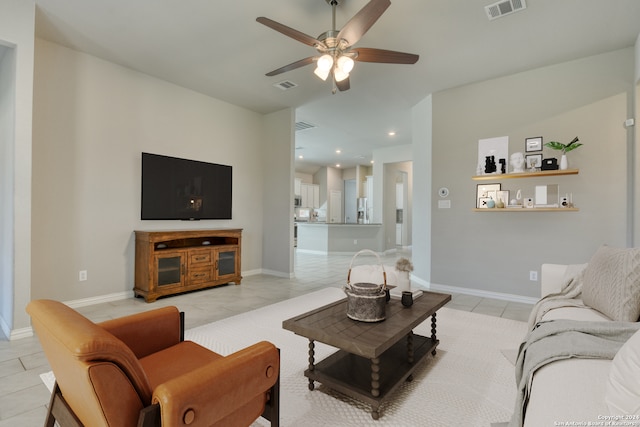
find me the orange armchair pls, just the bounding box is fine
[27,300,280,427]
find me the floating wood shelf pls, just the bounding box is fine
[472,169,579,181]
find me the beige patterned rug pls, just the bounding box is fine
[186,287,528,427]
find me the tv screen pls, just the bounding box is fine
[141,152,232,220]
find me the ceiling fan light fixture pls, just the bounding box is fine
[337,55,354,74]
[317,54,334,71]
[333,67,349,82]
[314,66,331,81]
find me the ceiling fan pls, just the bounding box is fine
[256,0,419,92]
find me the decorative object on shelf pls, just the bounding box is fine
[524,197,534,208]
[544,136,582,170]
[395,257,413,293]
[478,136,508,175]
[525,136,543,152]
[486,197,495,208]
[516,189,522,205]
[526,153,542,171]
[401,291,414,308]
[484,156,497,174]
[560,193,574,208]
[497,190,509,208]
[499,158,506,174]
[510,152,525,173]
[541,157,559,170]
[476,183,501,208]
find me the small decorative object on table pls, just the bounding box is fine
[344,250,387,322]
[391,258,423,300]
[395,257,413,292]
[401,291,414,308]
[544,136,582,170]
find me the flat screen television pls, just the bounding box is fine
[141,152,232,220]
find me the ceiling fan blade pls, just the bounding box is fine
[336,0,391,46]
[335,76,350,92]
[352,47,419,64]
[256,17,324,48]
[265,57,316,77]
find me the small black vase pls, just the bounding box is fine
[401,291,413,308]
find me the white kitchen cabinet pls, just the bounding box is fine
[294,178,302,196]
[300,183,320,208]
[300,183,320,209]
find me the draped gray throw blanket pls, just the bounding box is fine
[508,320,640,427]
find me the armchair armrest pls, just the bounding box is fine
[152,341,279,427]
[99,306,181,359]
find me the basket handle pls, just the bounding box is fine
[346,249,387,290]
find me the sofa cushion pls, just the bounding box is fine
[582,245,640,322]
[606,328,640,415]
[540,305,612,322]
[524,358,611,426]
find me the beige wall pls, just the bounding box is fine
[429,48,634,299]
[31,39,272,302]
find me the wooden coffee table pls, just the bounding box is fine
[282,290,452,419]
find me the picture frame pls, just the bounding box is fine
[526,153,543,170]
[525,136,543,152]
[476,183,501,208]
[496,190,510,206]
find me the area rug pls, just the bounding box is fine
[186,287,528,426]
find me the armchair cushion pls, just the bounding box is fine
[100,306,181,359]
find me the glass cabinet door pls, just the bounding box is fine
[155,252,184,287]
[216,249,237,279]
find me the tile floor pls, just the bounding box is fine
[0,250,533,425]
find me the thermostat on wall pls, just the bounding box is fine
[438,187,449,198]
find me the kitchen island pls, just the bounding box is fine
[296,222,383,254]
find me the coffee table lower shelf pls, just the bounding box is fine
[305,333,438,419]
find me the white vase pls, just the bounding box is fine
[560,154,568,170]
[397,271,410,292]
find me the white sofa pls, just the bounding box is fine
[523,255,640,426]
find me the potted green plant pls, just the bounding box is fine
[544,136,582,170]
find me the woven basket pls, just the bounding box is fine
[344,250,387,322]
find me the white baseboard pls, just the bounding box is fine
[64,291,133,309]
[260,269,294,279]
[9,326,33,340]
[428,282,538,305]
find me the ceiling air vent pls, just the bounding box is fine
[485,0,526,20]
[295,121,316,132]
[273,80,298,90]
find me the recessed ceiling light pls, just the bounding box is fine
[336,149,341,154]
[298,155,304,159]
[336,164,341,168]
[388,131,396,136]
[370,160,374,164]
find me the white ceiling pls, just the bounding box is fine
[33,0,640,174]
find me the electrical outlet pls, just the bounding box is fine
[79,270,88,282]
[529,270,538,281]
